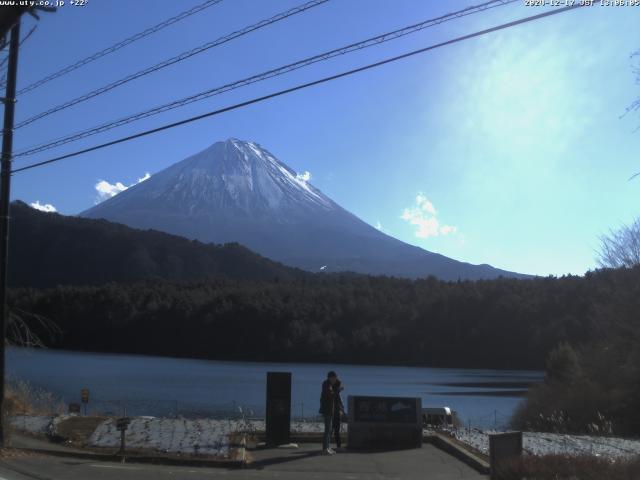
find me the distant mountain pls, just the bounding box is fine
[8,200,306,288]
[81,138,528,280]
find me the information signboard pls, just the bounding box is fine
[489,431,523,479]
[116,417,131,455]
[353,396,419,424]
[348,395,422,450]
[116,417,131,431]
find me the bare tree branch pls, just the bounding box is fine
[597,218,640,268]
[622,49,640,138]
[6,307,61,348]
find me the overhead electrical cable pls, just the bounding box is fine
[11,3,587,175]
[14,0,517,158]
[12,0,330,130]
[3,0,225,94]
[0,25,38,82]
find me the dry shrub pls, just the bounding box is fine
[493,454,640,480]
[2,379,66,445]
[5,379,66,417]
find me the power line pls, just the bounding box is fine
[0,24,37,82]
[3,0,225,95]
[18,24,37,46]
[13,0,330,130]
[14,0,518,158]
[11,3,587,175]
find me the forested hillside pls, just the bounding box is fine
[9,266,639,370]
[9,201,306,287]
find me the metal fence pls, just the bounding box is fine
[67,398,324,423]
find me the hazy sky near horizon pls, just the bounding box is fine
[8,0,640,277]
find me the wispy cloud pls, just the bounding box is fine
[375,221,383,231]
[30,201,57,213]
[95,172,151,203]
[401,193,457,238]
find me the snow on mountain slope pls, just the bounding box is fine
[81,139,527,280]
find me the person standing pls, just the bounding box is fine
[319,371,338,455]
[332,378,345,450]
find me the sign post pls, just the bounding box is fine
[116,417,131,455]
[80,388,89,416]
[265,372,291,446]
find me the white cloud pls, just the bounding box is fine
[400,193,457,239]
[296,171,311,182]
[374,220,392,235]
[30,201,57,213]
[95,180,127,201]
[439,225,457,235]
[95,172,151,203]
[415,193,436,215]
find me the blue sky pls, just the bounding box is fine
[8,0,640,276]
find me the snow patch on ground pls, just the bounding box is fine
[17,415,638,460]
[242,419,329,434]
[89,418,233,456]
[454,429,640,459]
[11,415,53,435]
[10,415,331,457]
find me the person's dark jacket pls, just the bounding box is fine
[333,380,345,422]
[319,379,334,415]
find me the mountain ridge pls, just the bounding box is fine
[8,200,308,288]
[81,138,529,280]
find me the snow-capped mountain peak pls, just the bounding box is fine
[223,138,333,211]
[94,138,335,220]
[81,138,526,280]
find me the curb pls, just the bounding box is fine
[248,431,345,444]
[11,445,247,469]
[425,433,490,475]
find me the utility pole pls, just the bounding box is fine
[0,19,20,448]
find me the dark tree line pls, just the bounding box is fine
[8,266,639,373]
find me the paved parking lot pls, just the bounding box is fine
[0,442,486,480]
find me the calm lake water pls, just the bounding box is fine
[7,347,543,428]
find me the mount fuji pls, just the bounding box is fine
[81,139,526,280]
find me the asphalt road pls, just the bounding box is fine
[0,444,487,480]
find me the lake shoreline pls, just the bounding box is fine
[7,347,543,429]
[10,345,545,373]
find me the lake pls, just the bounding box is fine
[7,347,543,429]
